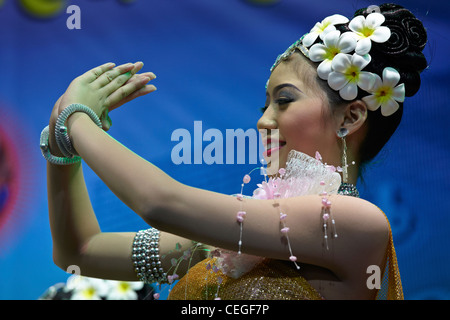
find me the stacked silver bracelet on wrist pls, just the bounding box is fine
[55,103,102,157]
[40,103,102,165]
[40,126,82,165]
[131,228,168,284]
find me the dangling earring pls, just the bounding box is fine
[337,128,349,183]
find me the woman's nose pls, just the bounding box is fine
[257,107,277,131]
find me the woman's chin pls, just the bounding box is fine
[263,146,288,175]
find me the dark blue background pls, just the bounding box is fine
[0,0,448,299]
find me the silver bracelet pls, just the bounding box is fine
[131,228,168,284]
[55,103,102,158]
[40,125,82,165]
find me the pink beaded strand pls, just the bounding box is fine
[236,170,259,254]
[275,168,300,270]
[236,166,301,269]
[320,180,338,251]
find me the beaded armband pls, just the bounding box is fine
[131,228,168,284]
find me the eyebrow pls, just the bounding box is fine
[266,83,303,97]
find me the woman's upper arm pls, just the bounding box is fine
[60,231,209,282]
[147,185,389,280]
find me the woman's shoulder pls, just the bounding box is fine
[288,193,390,253]
[320,195,390,282]
[334,195,390,256]
[334,194,389,229]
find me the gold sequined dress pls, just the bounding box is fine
[167,151,403,300]
[168,256,323,300]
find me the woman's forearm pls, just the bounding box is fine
[47,151,101,270]
[67,112,177,221]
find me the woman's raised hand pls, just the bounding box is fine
[56,62,156,130]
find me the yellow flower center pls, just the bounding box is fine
[325,46,340,60]
[118,282,130,292]
[83,287,96,299]
[360,26,375,38]
[345,65,360,82]
[375,86,393,103]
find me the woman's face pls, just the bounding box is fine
[257,54,341,173]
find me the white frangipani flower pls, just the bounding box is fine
[67,275,109,300]
[302,14,349,47]
[105,280,144,300]
[349,12,391,55]
[328,53,376,100]
[309,30,357,80]
[362,67,405,116]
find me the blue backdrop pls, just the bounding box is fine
[0,0,449,300]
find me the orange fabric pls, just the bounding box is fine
[376,212,404,300]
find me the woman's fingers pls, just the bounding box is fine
[124,82,157,103]
[84,62,116,83]
[107,61,145,90]
[66,61,155,115]
[107,74,157,111]
[95,62,135,88]
[130,62,144,77]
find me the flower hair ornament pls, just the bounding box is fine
[270,9,406,117]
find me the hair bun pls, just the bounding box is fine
[401,16,427,51]
[356,3,427,56]
[382,4,427,54]
[354,3,428,97]
[380,23,410,55]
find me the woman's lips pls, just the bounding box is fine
[262,141,286,157]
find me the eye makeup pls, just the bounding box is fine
[261,83,303,113]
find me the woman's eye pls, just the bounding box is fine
[275,97,294,105]
[260,92,295,113]
[275,91,295,105]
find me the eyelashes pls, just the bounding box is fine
[275,98,294,105]
[260,98,294,113]
[261,89,297,113]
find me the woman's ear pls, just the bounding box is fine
[340,100,368,135]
